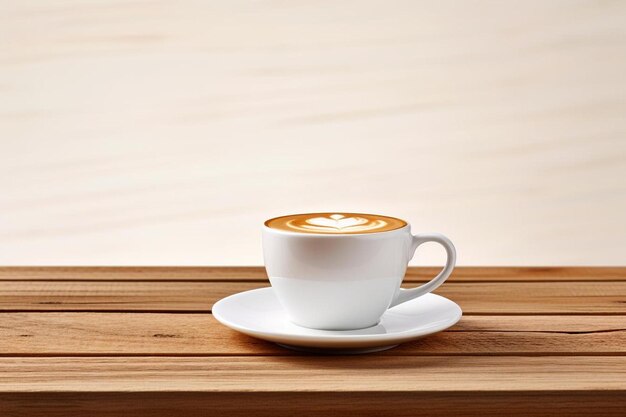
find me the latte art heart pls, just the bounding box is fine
[306,215,368,229]
[265,213,407,235]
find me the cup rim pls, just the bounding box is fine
[262,212,410,237]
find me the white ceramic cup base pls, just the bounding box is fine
[276,343,399,354]
[212,287,463,353]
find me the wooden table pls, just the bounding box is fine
[1,267,625,416]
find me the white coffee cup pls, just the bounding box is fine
[262,215,456,330]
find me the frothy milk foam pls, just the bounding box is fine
[265,213,407,234]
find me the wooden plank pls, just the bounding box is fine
[1,281,624,314]
[0,266,623,282]
[0,266,268,281]
[1,356,624,392]
[2,391,625,417]
[1,313,625,356]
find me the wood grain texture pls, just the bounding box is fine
[1,1,626,266]
[2,356,625,392]
[2,313,625,356]
[2,280,625,313]
[1,267,625,416]
[2,392,626,417]
[1,266,624,281]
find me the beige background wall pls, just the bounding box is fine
[1,0,625,266]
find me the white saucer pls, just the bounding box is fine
[212,287,462,354]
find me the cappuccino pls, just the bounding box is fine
[265,212,407,235]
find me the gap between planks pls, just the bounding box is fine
[0,266,624,282]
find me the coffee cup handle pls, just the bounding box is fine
[389,233,456,308]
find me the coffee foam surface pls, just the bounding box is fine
[265,213,407,234]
